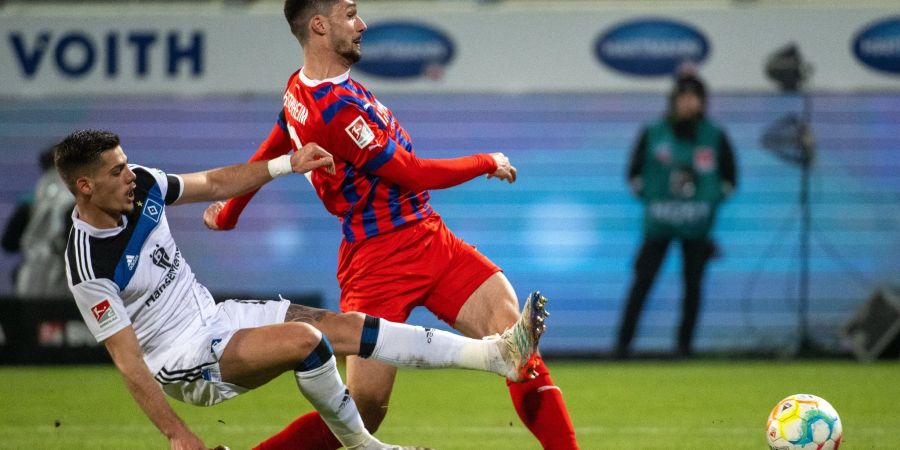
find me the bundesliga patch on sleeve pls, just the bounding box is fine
[90,299,118,329]
[345,116,376,149]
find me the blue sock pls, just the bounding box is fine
[358,315,380,358]
[296,335,334,372]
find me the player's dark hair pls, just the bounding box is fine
[284,0,338,44]
[54,129,121,193]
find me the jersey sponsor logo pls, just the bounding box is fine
[853,17,900,75]
[126,254,139,271]
[90,299,118,328]
[345,116,376,149]
[649,200,710,225]
[594,18,710,76]
[354,21,456,80]
[145,246,181,308]
[283,91,309,125]
[142,197,163,223]
[151,245,173,269]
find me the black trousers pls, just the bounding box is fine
[615,236,714,357]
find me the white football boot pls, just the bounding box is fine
[493,291,550,382]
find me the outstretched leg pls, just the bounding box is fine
[454,272,579,450]
[253,303,546,449]
[218,322,405,450]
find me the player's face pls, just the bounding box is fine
[327,0,367,64]
[673,91,702,120]
[86,146,137,216]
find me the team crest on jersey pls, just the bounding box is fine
[91,299,118,329]
[345,116,376,149]
[142,198,163,223]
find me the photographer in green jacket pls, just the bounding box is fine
[615,71,738,359]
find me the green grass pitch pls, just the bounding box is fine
[1,360,898,449]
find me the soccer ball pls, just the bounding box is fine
[766,394,842,450]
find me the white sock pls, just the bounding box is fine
[294,355,372,449]
[369,320,504,374]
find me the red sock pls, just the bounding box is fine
[253,412,342,450]
[506,358,578,449]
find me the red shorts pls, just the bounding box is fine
[337,213,501,325]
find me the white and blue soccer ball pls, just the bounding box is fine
[766,394,842,450]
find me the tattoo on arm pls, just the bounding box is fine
[285,304,332,325]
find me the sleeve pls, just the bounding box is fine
[627,127,649,197]
[164,175,183,205]
[129,164,183,205]
[216,115,293,230]
[327,104,498,192]
[627,127,648,182]
[718,131,738,191]
[70,278,131,343]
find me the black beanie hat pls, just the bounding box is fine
[672,74,706,101]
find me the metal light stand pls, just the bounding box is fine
[760,43,821,355]
[796,93,816,355]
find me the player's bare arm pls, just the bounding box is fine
[103,326,206,450]
[177,142,335,205]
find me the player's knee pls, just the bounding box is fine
[286,322,324,359]
[314,312,366,356]
[338,311,366,328]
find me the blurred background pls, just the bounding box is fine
[0,0,898,362]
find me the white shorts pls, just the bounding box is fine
[154,299,290,406]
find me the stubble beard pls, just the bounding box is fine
[339,45,361,65]
[332,35,362,65]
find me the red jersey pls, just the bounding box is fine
[282,69,432,242]
[216,69,497,243]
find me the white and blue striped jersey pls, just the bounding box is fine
[64,165,218,373]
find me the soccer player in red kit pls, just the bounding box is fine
[205,0,578,448]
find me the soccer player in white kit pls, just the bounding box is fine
[56,129,547,450]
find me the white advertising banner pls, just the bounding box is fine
[1,3,899,96]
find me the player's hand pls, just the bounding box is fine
[292,142,336,175]
[487,152,517,183]
[202,201,225,231]
[168,430,206,450]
